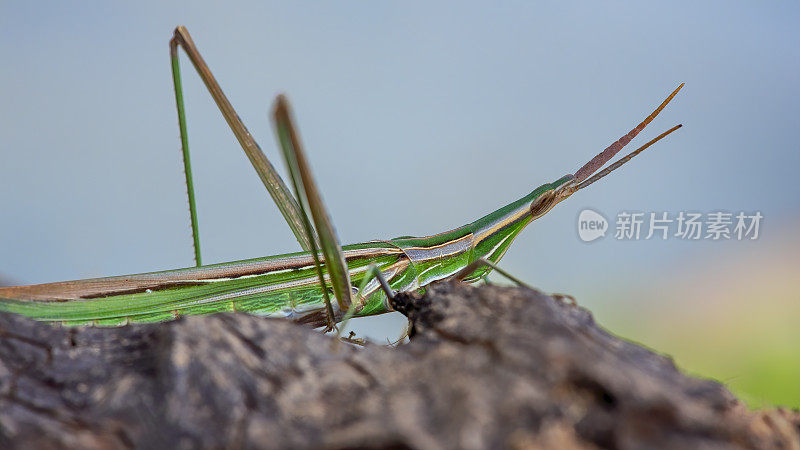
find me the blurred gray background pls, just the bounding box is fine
[1,2,799,403]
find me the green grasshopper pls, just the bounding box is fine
[0,27,683,330]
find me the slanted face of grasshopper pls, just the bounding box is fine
[0,26,683,331]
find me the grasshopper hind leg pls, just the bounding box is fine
[168,26,316,267]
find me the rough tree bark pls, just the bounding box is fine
[1,282,798,449]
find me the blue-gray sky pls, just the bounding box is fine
[1,2,798,339]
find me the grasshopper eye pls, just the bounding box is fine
[530,189,556,218]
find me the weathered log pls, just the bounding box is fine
[1,282,798,449]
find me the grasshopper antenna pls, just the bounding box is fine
[574,83,684,183]
[574,124,682,191]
